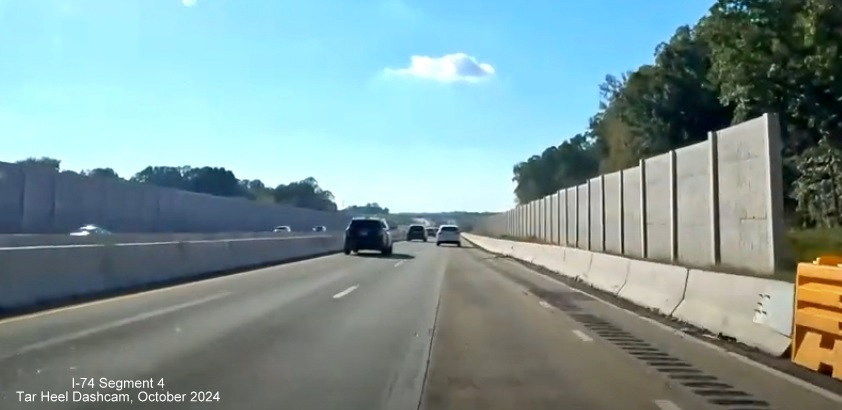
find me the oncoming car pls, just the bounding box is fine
[312,225,327,232]
[436,225,461,247]
[69,224,112,236]
[273,226,292,233]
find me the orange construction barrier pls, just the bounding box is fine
[791,256,842,381]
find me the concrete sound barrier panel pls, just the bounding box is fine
[671,269,791,356]
[616,260,688,315]
[581,253,629,294]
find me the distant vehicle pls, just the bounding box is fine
[436,225,461,247]
[406,225,427,242]
[273,226,292,233]
[344,217,393,255]
[312,225,327,232]
[425,227,436,237]
[69,225,112,236]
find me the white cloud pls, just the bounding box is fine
[384,53,495,83]
[182,0,197,7]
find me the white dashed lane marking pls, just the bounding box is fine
[332,285,359,299]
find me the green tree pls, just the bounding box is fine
[13,157,352,212]
[591,26,732,172]
[16,157,61,171]
[512,133,600,204]
[791,138,842,228]
[130,166,190,190]
[239,179,275,203]
[698,0,842,151]
[697,0,842,219]
[510,0,842,225]
[273,177,338,211]
[183,166,241,197]
[345,203,390,214]
[81,168,121,179]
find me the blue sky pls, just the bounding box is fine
[0,0,712,213]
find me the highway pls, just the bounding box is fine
[1,241,840,409]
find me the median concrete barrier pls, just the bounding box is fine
[0,235,343,316]
[463,233,793,357]
[617,260,688,315]
[664,269,791,356]
[560,247,592,279]
[464,235,511,255]
[512,242,543,264]
[0,231,326,247]
[581,253,629,294]
[530,244,566,273]
[0,245,110,311]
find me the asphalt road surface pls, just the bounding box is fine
[1,241,840,409]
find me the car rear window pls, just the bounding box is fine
[409,226,425,232]
[440,226,459,232]
[349,220,383,230]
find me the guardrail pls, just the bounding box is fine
[792,256,842,381]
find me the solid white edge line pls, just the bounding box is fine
[0,292,230,361]
[332,285,359,299]
[653,399,683,410]
[501,257,842,404]
[572,329,594,342]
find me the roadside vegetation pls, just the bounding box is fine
[507,0,842,263]
[15,156,357,213]
[13,157,488,227]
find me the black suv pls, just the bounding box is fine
[344,217,393,255]
[406,225,427,242]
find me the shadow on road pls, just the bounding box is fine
[354,252,415,260]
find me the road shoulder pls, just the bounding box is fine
[421,247,705,410]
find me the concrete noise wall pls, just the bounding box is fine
[475,113,787,275]
[0,162,355,234]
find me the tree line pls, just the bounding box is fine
[14,157,378,213]
[512,0,842,228]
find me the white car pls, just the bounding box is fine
[436,225,461,247]
[273,226,292,233]
[312,225,327,232]
[69,224,112,236]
